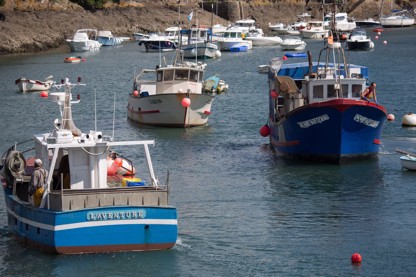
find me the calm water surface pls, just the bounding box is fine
[0,27,416,276]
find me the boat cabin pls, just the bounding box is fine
[134,65,204,97]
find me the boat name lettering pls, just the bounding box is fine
[87,209,146,221]
[297,114,329,128]
[354,114,379,128]
[149,99,162,104]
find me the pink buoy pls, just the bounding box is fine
[383,40,387,45]
[387,114,395,121]
[260,124,270,137]
[375,35,379,40]
[133,90,139,97]
[283,56,288,60]
[377,31,381,35]
[351,253,362,264]
[81,58,86,62]
[270,90,278,99]
[40,91,48,98]
[182,97,191,107]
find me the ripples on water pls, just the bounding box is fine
[0,27,416,276]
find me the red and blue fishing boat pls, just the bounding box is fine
[264,34,387,163]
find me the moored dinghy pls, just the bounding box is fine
[15,75,54,92]
[396,149,416,170]
[0,78,177,254]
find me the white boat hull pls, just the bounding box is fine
[127,93,215,127]
[217,40,252,51]
[380,16,415,27]
[182,42,221,59]
[245,36,282,46]
[66,40,101,52]
[400,155,416,170]
[15,78,54,92]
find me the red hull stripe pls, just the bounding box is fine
[275,140,300,146]
[203,111,211,115]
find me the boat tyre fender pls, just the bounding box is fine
[5,151,26,178]
[307,26,311,30]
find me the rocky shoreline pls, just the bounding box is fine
[0,0,405,55]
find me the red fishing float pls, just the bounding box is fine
[40,91,48,98]
[260,124,270,137]
[133,90,139,97]
[351,253,362,264]
[182,97,191,107]
[270,90,278,99]
[387,114,395,121]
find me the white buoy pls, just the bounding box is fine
[402,112,416,127]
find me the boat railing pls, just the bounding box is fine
[48,185,170,211]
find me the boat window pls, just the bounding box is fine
[328,85,337,98]
[175,69,189,81]
[342,84,349,98]
[313,85,324,98]
[157,71,163,82]
[189,70,199,82]
[191,30,198,38]
[199,72,203,82]
[164,70,174,81]
[352,84,362,98]
[200,30,207,38]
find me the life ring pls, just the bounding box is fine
[5,151,26,178]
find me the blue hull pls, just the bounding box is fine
[269,99,387,163]
[4,192,177,254]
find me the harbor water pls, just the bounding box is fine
[1,27,416,276]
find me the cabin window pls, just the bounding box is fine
[157,71,163,82]
[342,84,349,98]
[328,85,337,98]
[352,84,362,98]
[175,70,189,80]
[189,70,199,82]
[199,72,204,82]
[164,70,173,81]
[313,85,324,98]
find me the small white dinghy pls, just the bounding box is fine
[402,112,416,127]
[396,149,416,170]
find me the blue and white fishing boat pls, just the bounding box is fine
[0,78,177,254]
[264,33,387,163]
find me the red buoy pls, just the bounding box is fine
[40,91,48,98]
[283,56,288,60]
[351,253,362,263]
[133,90,139,97]
[260,124,270,137]
[181,97,191,107]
